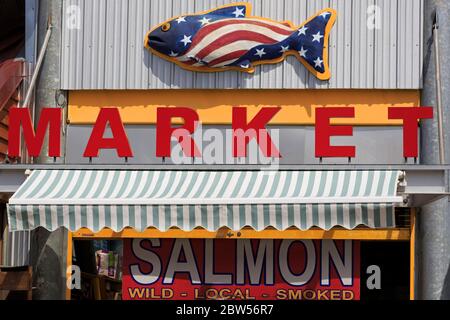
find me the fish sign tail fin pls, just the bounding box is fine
[292,8,337,80]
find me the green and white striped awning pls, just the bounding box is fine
[7,170,402,232]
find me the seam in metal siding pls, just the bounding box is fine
[60,0,424,89]
[105,0,129,89]
[149,0,173,89]
[127,0,145,89]
[397,0,423,89]
[375,0,397,89]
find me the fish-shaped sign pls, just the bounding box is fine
[144,2,336,80]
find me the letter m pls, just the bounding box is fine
[8,107,61,158]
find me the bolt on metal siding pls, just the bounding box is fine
[60,0,423,89]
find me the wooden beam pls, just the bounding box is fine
[0,267,32,291]
[72,227,410,241]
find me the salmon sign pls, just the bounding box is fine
[145,3,336,80]
[122,239,360,300]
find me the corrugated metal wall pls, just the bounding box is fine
[2,231,31,267]
[60,0,423,89]
[1,207,30,266]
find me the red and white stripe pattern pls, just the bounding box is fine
[177,18,294,68]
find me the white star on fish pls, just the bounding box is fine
[299,46,308,58]
[314,57,323,68]
[175,16,186,24]
[199,17,211,26]
[320,12,331,19]
[298,26,308,36]
[280,45,290,53]
[169,51,178,57]
[254,48,266,58]
[180,35,192,46]
[312,31,324,42]
[232,7,245,18]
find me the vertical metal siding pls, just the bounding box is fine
[2,207,30,267]
[105,0,129,89]
[351,0,375,88]
[2,229,30,267]
[374,0,397,89]
[149,0,173,89]
[127,0,149,89]
[329,0,352,88]
[397,0,423,89]
[60,0,424,89]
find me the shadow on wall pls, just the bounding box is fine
[442,266,450,299]
[144,46,324,89]
[29,227,67,300]
[144,47,173,88]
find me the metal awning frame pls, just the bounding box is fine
[0,164,448,208]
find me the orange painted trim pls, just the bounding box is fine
[66,231,73,300]
[71,227,410,241]
[144,3,336,80]
[410,208,416,300]
[68,89,420,125]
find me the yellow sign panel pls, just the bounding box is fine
[68,89,420,125]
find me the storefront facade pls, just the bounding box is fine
[1,0,449,300]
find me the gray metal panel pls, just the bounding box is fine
[2,208,30,267]
[127,0,150,89]
[60,0,424,89]
[65,125,417,164]
[374,0,397,89]
[61,0,86,88]
[351,0,375,88]
[148,0,173,89]
[0,170,27,193]
[105,0,129,89]
[397,0,423,89]
[329,0,352,88]
[83,0,107,89]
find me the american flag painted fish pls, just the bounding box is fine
[144,2,336,80]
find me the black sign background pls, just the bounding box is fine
[360,241,410,300]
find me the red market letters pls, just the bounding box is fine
[388,107,434,158]
[8,107,61,157]
[156,107,200,157]
[315,107,356,158]
[83,108,133,158]
[232,106,281,158]
[7,106,433,159]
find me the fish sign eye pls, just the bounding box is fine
[161,23,171,32]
